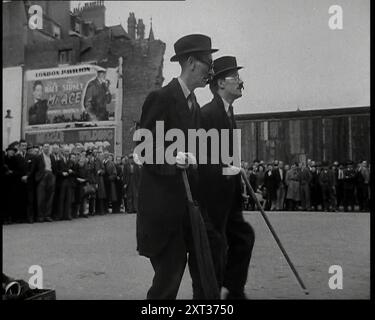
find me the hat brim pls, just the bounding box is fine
[170,48,219,62]
[212,66,243,79]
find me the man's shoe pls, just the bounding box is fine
[44,217,53,222]
[37,218,44,223]
[225,291,248,300]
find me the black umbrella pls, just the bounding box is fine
[181,170,220,299]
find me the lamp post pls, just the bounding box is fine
[4,109,13,148]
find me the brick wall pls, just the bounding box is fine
[121,40,166,155]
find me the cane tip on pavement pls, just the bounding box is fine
[303,289,309,295]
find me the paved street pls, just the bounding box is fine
[3,211,370,300]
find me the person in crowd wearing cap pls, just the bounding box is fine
[67,153,80,218]
[3,145,19,224]
[113,156,124,213]
[264,162,277,211]
[300,162,312,211]
[309,164,320,211]
[285,162,301,210]
[330,161,340,211]
[83,67,112,121]
[13,140,30,223]
[336,162,345,210]
[137,34,217,299]
[53,146,73,220]
[356,160,370,212]
[31,143,56,222]
[94,150,107,215]
[28,81,49,125]
[74,156,90,218]
[86,150,97,215]
[50,144,61,218]
[103,151,117,213]
[121,156,129,212]
[199,56,254,299]
[318,161,335,212]
[274,160,286,211]
[124,153,141,214]
[343,161,356,211]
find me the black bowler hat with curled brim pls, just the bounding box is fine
[170,34,218,62]
[212,56,243,79]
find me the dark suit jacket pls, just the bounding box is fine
[28,100,48,125]
[137,78,201,257]
[124,163,141,196]
[199,94,242,232]
[32,153,57,184]
[103,159,117,202]
[84,78,112,121]
[264,169,277,200]
[273,168,286,188]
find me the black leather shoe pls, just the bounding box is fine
[44,217,53,222]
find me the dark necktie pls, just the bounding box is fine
[227,105,233,118]
[227,105,236,129]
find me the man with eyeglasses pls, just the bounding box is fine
[137,34,218,299]
[199,56,255,299]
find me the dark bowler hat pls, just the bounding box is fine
[6,146,17,152]
[212,56,243,79]
[170,34,218,62]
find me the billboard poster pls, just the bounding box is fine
[23,64,119,129]
[25,127,116,154]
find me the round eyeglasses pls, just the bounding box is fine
[225,75,242,82]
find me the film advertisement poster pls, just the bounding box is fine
[25,127,115,153]
[24,64,119,128]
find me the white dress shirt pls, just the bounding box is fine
[221,97,231,115]
[177,77,193,110]
[43,152,52,171]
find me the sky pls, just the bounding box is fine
[71,0,370,115]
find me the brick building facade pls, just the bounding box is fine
[3,1,165,155]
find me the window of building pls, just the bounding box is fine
[58,49,73,65]
[75,21,81,34]
[52,25,61,39]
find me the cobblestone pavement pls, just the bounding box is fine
[2,211,370,300]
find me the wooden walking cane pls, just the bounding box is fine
[181,170,220,299]
[240,170,309,295]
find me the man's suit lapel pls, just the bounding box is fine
[213,94,232,129]
[170,78,195,130]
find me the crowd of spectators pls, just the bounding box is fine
[240,159,371,212]
[3,140,141,224]
[3,140,371,225]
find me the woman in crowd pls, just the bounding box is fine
[285,162,301,210]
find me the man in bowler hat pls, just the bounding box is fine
[137,34,217,299]
[200,56,255,299]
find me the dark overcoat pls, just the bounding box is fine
[136,78,200,258]
[199,94,242,233]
